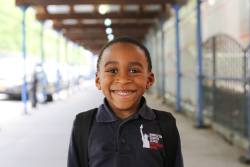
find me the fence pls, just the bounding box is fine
[203,34,249,137]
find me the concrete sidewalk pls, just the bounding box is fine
[0,82,248,167]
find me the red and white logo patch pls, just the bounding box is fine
[140,124,164,150]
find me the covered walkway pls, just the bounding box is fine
[0,82,248,167]
[0,0,249,166]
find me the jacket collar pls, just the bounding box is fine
[96,96,156,123]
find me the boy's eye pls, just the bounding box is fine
[129,68,140,74]
[106,68,118,74]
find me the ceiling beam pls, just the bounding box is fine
[65,33,107,40]
[36,12,160,21]
[67,34,144,41]
[16,0,176,6]
[77,40,108,46]
[53,22,152,30]
[60,27,150,35]
[77,36,145,52]
[78,37,143,45]
[80,43,106,47]
[73,39,107,43]
[81,43,105,51]
[64,29,147,38]
[78,36,143,47]
[80,45,106,51]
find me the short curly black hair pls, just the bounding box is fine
[96,37,152,72]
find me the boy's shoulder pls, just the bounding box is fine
[152,108,176,122]
[74,108,98,126]
[76,108,98,117]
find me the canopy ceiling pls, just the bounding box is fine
[16,0,187,54]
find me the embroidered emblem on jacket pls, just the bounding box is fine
[140,124,164,150]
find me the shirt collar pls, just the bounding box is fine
[96,96,156,123]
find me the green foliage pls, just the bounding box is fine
[0,0,22,53]
[0,0,87,65]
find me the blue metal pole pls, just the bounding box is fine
[40,21,48,102]
[21,6,28,114]
[154,32,161,96]
[246,4,250,161]
[174,5,181,112]
[56,33,61,94]
[160,19,166,99]
[238,39,250,164]
[196,0,204,127]
[65,40,70,91]
[40,22,45,63]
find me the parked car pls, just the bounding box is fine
[0,55,33,99]
[0,55,57,102]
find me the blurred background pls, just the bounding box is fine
[0,0,97,124]
[0,0,249,167]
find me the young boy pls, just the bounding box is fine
[68,37,183,167]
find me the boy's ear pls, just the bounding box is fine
[95,72,101,90]
[146,72,155,89]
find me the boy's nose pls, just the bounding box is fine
[115,72,132,84]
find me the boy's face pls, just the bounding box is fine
[96,43,155,115]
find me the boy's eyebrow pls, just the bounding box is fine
[104,61,118,67]
[128,62,144,68]
[104,61,144,68]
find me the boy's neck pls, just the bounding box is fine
[105,98,143,120]
[113,108,138,119]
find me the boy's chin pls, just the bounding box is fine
[112,101,140,112]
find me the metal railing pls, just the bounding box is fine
[203,34,248,136]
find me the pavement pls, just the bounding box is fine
[0,80,249,167]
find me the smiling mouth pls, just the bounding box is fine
[111,90,136,96]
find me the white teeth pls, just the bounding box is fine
[113,90,134,96]
[118,92,128,96]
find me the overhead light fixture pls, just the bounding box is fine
[62,19,78,25]
[208,0,216,6]
[105,27,112,34]
[74,5,94,13]
[47,5,70,14]
[44,20,53,29]
[108,34,114,41]
[104,18,112,26]
[98,5,110,15]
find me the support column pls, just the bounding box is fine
[239,2,250,163]
[40,21,45,63]
[154,30,161,96]
[161,23,166,98]
[239,29,250,164]
[65,40,68,64]
[56,32,61,94]
[159,19,166,100]
[196,0,204,127]
[174,5,181,112]
[65,40,70,91]
[20,5,28,114]
[39,21,47,102]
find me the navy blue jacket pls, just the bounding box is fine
[68,97,183,167]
